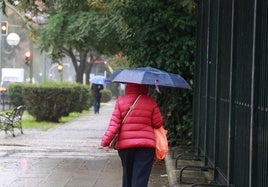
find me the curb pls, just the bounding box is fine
[165,153,180,187]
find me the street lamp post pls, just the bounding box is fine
[58,63,63,82]
[6,33,20,68]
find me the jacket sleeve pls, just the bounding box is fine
[101,100,122,147]
[152,102,163,129]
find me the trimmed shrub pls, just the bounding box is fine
[9,82,92,122]
[8,83,25,107]
[101,89,112,103]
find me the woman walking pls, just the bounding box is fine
[101,83,163,187]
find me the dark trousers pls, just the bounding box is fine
[93,96,101,113]
[118,148,155,187]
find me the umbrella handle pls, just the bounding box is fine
[155,80,161,93]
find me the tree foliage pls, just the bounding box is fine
[2,0,197,145]
[13,0,120,83]
[110,0,197,145]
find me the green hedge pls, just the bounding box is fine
[8,83,25,107]
[101,89,112,103]
[8,82,92,122]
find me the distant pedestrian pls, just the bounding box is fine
[91,83,104,114]
[101,83,163,187]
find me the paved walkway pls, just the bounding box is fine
[0,100,170,187]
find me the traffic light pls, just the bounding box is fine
[24,51,31,65]
[1,21,8,36]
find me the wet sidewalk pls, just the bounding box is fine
[0,100,169,187]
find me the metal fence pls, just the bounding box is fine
[193,0,268,186]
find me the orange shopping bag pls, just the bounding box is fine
[154,126,168,160]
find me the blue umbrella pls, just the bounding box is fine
[108,67,191,89]
[90,75,108,85]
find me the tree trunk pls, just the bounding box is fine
[65,49,95,84]
[75,53,87,83]
[85,51,99,84]
[86,59,94,84]
[76,67,84,83]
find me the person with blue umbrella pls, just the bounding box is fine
[91,83,103,114]
[90,76,106,114]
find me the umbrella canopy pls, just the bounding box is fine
[90,75,108,85]
[108,67,191,89]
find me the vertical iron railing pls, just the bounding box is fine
[216,0,233,182]
[252,0,268,186]
[193,0,268,186]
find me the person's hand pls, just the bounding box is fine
[103,146,110,152]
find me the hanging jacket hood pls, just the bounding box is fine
[125,83,148,95]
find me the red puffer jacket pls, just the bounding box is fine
[101,83,163,149]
